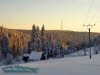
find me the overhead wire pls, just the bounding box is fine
[88,0,98,24]
[83,0,95,24]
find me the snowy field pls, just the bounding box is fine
[0,53,100,75]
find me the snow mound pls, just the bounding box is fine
[29,51,43,61]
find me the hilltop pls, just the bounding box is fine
[15,29,100,44]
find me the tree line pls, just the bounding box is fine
[0,25,100,64]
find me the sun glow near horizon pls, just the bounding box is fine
[0,0,100,32]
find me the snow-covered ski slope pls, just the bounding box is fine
[0,53,100,75]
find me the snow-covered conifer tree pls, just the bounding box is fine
[1,33,9,59]
[68,41,76,53]
[55,35,63,58]
[52,41,57,58]
[37,26,40,52]
[56,35,61,57]
[93,37,98,54]
[40,25,45,52]
[47,33,53,58]
[34,26,40,51]
[28,24,36,53]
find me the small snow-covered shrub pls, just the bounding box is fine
[15,56,22,62]
[4,53,13,65]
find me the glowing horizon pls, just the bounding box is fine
[0,0,100,32]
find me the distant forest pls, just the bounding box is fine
[16,29,100,44]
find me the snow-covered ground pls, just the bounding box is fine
[0,53,100,75]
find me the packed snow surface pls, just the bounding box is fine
[0,54,100,75]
